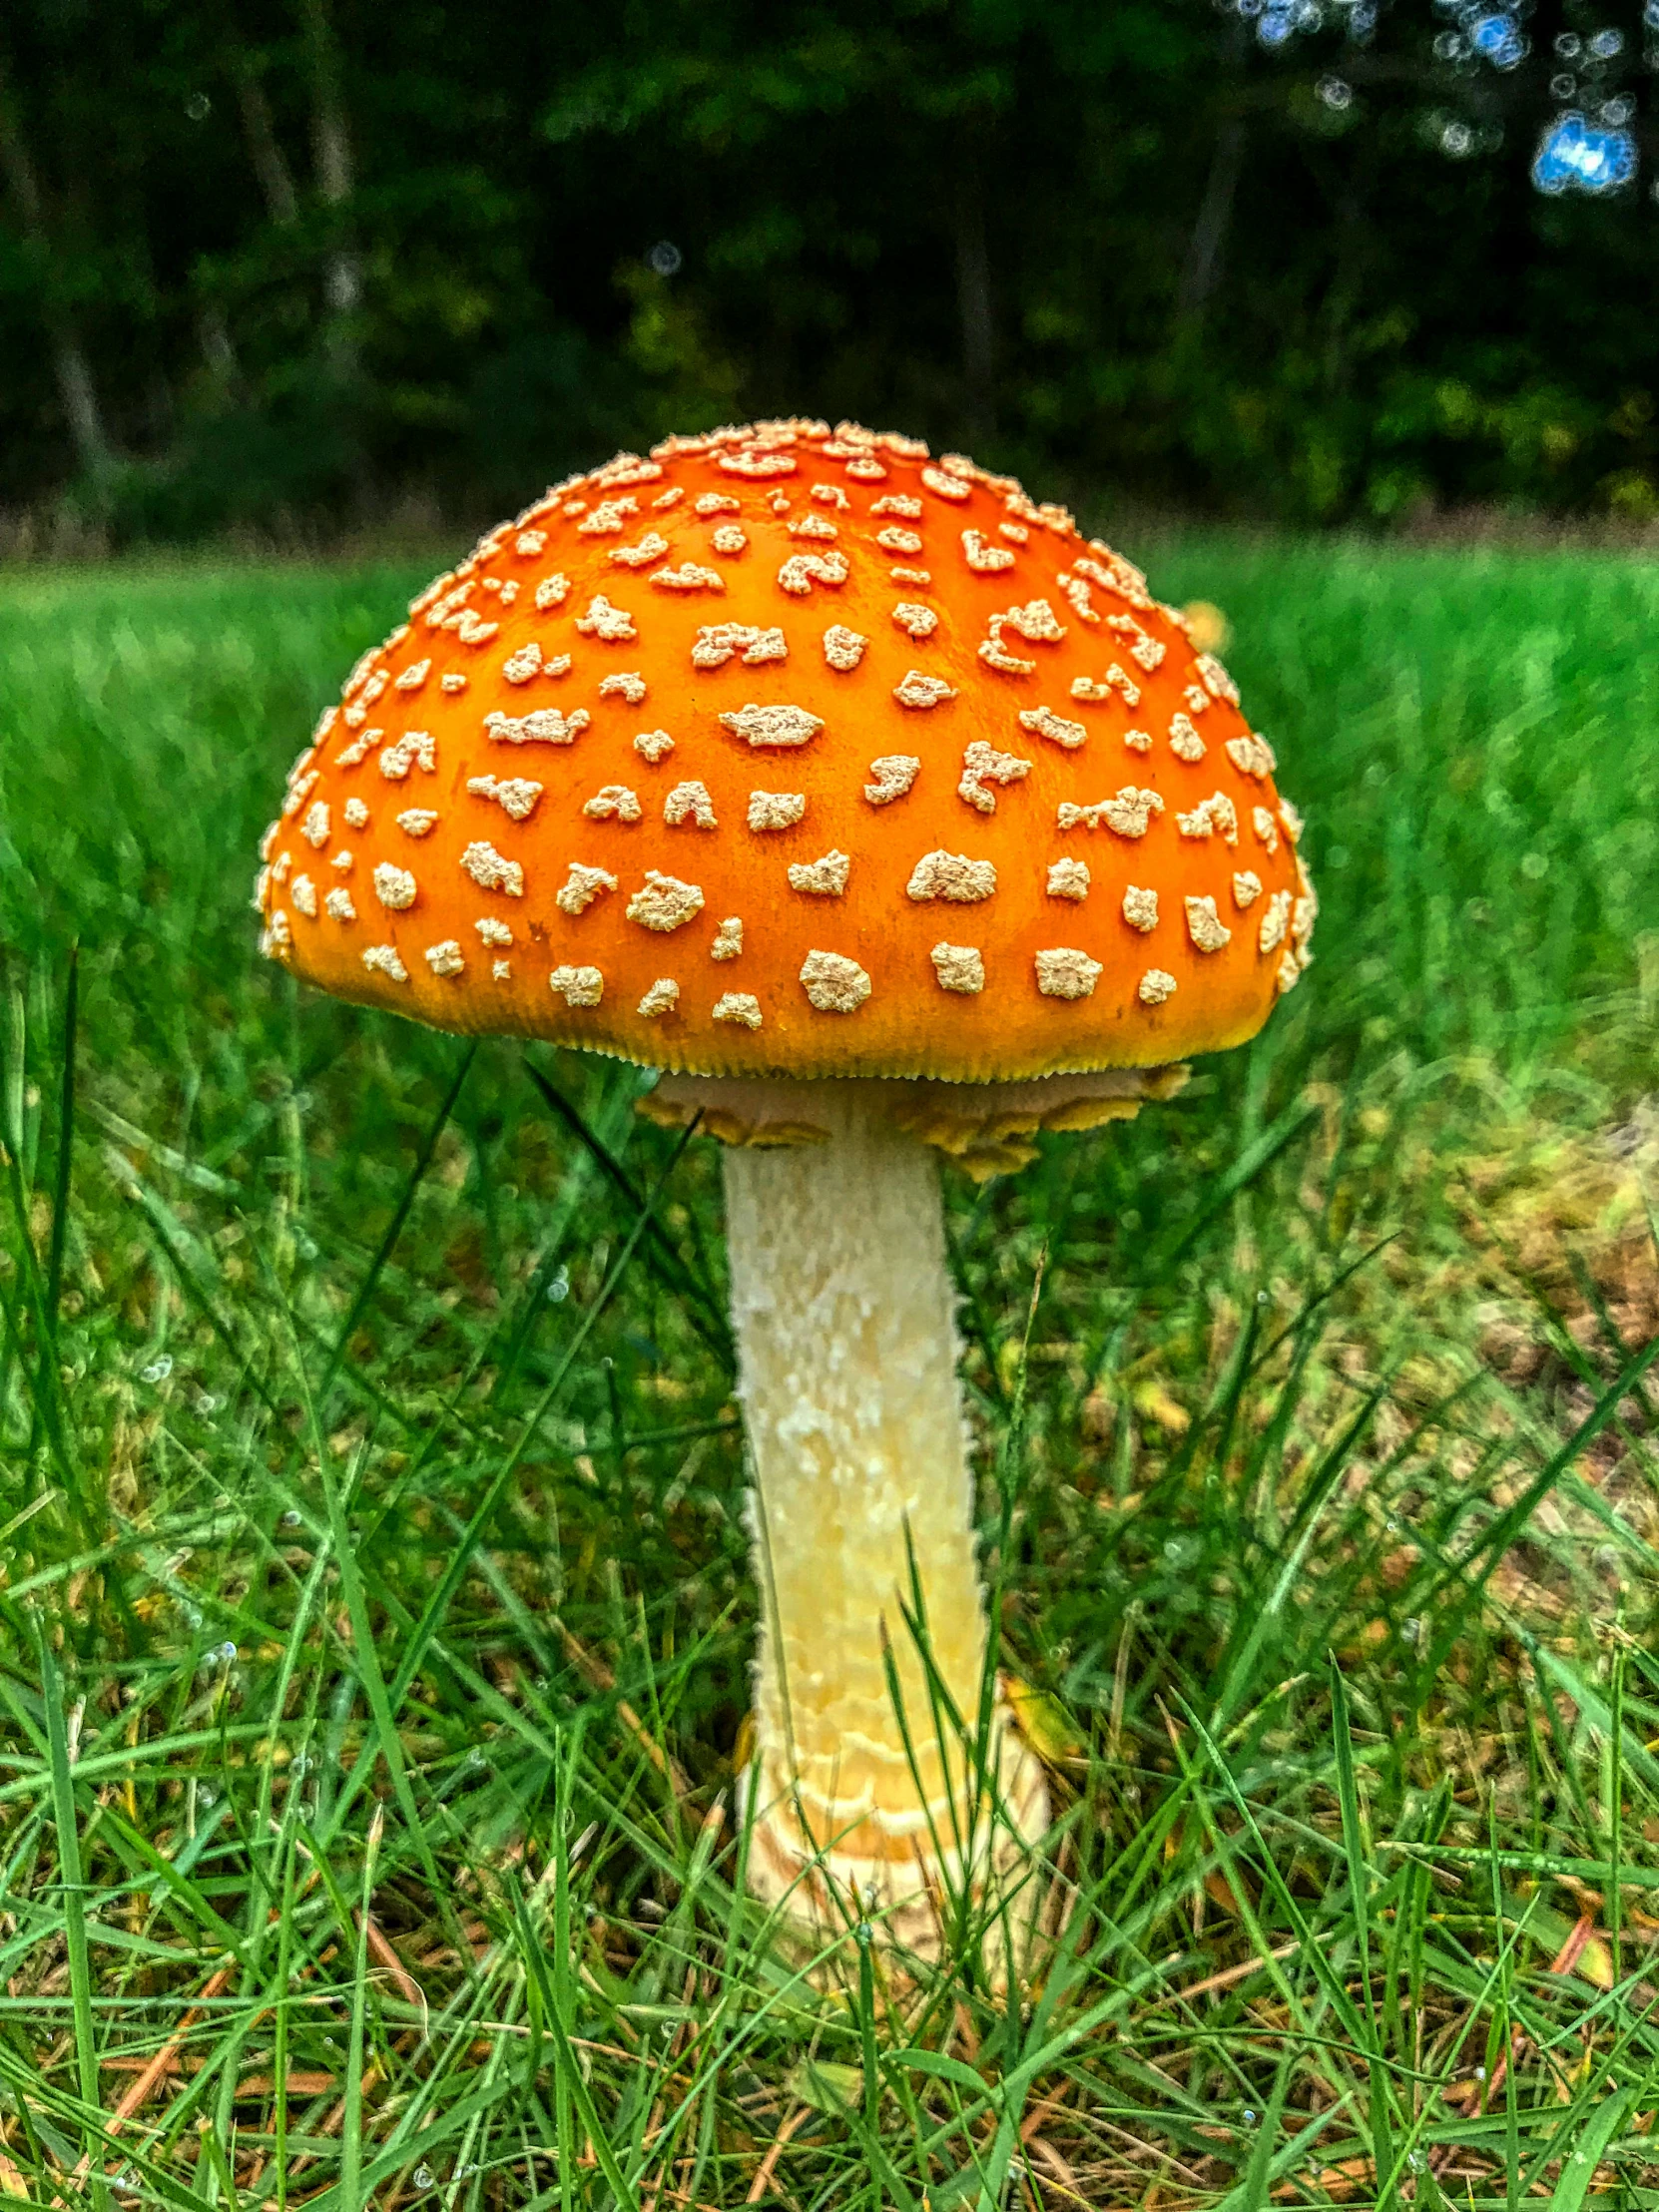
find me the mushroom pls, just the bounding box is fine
[255,419,1313,1957]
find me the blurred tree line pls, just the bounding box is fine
[0,0,1654,540]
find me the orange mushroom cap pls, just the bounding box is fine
[254,420,1314,1083]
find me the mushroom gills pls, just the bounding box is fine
[643,1063,1191,1179]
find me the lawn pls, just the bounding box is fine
[1,536,1657,2209]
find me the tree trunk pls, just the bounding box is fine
[0,50,116,487]
[198,303,244,395]
[298,0,361,380]
[1177,113,1248,327]
[229,47,299,227]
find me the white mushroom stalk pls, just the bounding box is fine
[644,1066,1188,1954]
[719,1085,1047,1946]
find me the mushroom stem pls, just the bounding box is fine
[719,1083,1047,1945]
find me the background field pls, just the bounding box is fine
[1,536,1658,2206]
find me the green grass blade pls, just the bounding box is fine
[1543,2086,1635,2211]
[39,1620,109,2212]
[43,942,77,1333]
[319,1039,477,1398]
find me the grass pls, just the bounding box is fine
[0,533,1656,2208]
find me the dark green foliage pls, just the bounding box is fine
[0,0,1656,536]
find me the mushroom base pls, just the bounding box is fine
[715,1081,1052,1960]
[741,1710,1051,1968]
